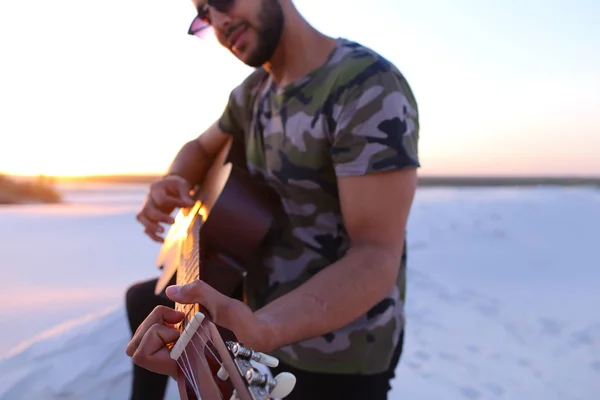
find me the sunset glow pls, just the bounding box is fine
[1,0,599,178]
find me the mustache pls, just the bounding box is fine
[225,21,247,40]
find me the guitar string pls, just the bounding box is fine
[176,321,230,399]
[175,304,204,398]
[174,346,195,394]
[184,338,228,400]
[175,359,194,393]
[178,335,197,388]
[176,309,234,398]
[180,249,228,373]
[190,326,228,378]
[174,204,235,398]
[195,327,225,368]
[177,283,227,371]
[176,354,200,399]
[176,305,234,397]
[178,349,193,383]
[179,344,203,399]
[186,338,213,396]
[182,349,202,399]
[181,339,233,400]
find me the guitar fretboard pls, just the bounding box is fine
[174,204,204,332]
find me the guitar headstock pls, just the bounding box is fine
[169,311,296,400]
[224,341,296,400]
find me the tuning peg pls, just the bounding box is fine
[217,366,229,380]
[228,389,239,400]
[252,351,279,368]
[227,342,280,368]
[270,372,296,399]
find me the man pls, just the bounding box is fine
[125,0,420,398]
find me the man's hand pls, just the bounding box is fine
[165,281,273,352]
[125,306,185,378]
[125,281,272,379]
[136,175,195,242]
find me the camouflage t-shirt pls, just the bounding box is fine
[218,38,420,374]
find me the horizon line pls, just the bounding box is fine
[4,172,600,180]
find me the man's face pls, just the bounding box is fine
[191,0,285,67]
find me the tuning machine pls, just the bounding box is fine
[245,367,296,399]
[226,341,296,399]
[227,341,280,368]
[226,371,295,400]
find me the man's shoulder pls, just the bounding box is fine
[325,39,407,94]
[229,67,270,107]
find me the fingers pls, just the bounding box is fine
[144,227,165,243]
[162,175,195,207]
[165,280,233,329]
[126,306,184,357]
[175,184,195,207]
[165,280,224,307]
[165,281,266,353]
[135,196,176,242]
[154,177,195,209]
[136,212,165,242]
[150,191,187,216]
[136,178,196,241]
[143,196,176,224]
[131,323,180,378]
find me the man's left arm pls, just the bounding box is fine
[254,65,420,352]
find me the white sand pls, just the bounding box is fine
[0,183,599,399]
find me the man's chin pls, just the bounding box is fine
[230,48,259,67]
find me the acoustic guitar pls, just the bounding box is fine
[154,137,296,400]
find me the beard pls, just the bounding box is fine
[239,0,284,67]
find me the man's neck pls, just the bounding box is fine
[263,11,337,88]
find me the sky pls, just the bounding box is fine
[0,0,599,177]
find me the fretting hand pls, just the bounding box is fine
[125,306,185,378]
[125,280,274,378]
[165,280,273,352]
[136,175,195,242]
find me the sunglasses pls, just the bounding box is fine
[188,0,236,37]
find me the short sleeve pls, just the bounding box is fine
[330,64,420,177]
[218,85,246,140]
[217,68,269,142]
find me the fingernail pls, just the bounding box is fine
[166,286,181,296]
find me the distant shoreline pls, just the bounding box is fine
[48,174,600,188]
[417,176,600,188]
[0,175,62,205]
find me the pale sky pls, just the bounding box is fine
[1,0,598,177]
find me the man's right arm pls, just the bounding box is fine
[166,121,232,188]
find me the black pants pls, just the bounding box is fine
[270,331,404,400]
[125,277,404,400]
[125,278,174,400]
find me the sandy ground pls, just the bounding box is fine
[0,183,599,399]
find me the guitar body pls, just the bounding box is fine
[154,138,295,400]
[155,137,278,302]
